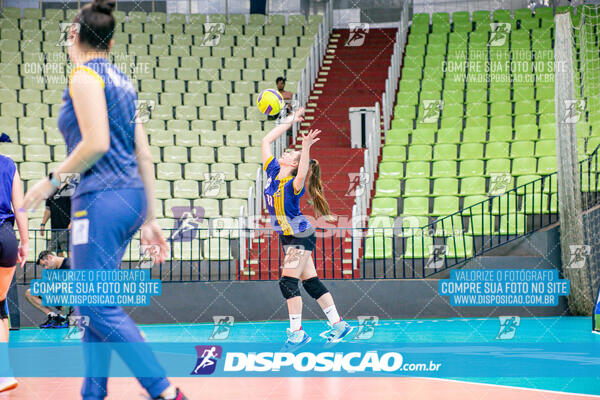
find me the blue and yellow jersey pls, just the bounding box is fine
[58,57,144,198]
[263,156,311,236]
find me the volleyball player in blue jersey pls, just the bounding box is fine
[0,155,28,392]
[22,1,186,399]
[261,108,353,346]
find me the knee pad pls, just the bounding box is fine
[0,299,7,319]
[302,277,329,299]
[279,276,301,299]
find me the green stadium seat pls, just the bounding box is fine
[364,236,394,259]
[491,193,519,215]
[209,163,235,181]
[459,160,484,177]
[402,197,430,216]
[431,195,460,215]
[488,126,512,143]
[537,156,556,174]
[511,157,537,175]
[217,147,241,163]
[458,143,484,160]
[432,178,459,196]
[405,161,430,178]
[366,216,395,238]
[150,132,174,147]
[408,145,432,161]
[202,238,232,261]
[463,195,489,213]
[230,180,253,199]
[371,197,398,217]
[184,163,209,180]
[382,145,406,162]
[375,179,401,197]
[510,141,535,158]
[516,174,542,193]
[222,198,247,217]
[461,176,487,195]
[404,233,434,258]
[195,198,221,218]
[499,213,526,235]
[513,86,535,101]
[486,158,511,174]
[190,147,215,163]
[534,140,555,157]
[243,147,262,164]
[513,124,538,141]
[25,144,50,162]
[225,132,249,147]
[18,161,45,179]
[155,180,171,199]
[157,163,182,181]
[429,160,456,178]
[405,178,430,196]
[175,132,199,147]
[436,128,461,144]
[431,144,456,161]
[379,162,404,180]
[19,128,45,145]
[210,217,240,239]
[462,127,486,143]
[174,180,199,199]
[468,214,495,235]
[237,163,260,180]
[446,235,474,258]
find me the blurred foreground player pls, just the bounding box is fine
[0,154,28,392]
[22,1,187,399]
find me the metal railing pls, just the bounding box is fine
[383,2,410,132]
[17,147,600,283]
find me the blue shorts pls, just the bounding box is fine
[70,188,146,268]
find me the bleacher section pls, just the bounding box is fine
[367,6,599,260]
[0,7,321,262]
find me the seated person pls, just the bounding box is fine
[25,250,72,328]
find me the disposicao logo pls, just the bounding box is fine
[191,345,222,375]
[223,351,404,373]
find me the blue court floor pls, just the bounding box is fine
[10,316,600,396]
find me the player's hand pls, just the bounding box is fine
[301,129,321,148]
[141,220,169,264]
[17,241,28,268]
[22,178,56,212]
[292,107,305,124]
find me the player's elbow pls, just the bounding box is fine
[86,134,110,157]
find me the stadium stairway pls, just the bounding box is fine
[242,28,398,280]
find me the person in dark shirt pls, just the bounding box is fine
[41,188,71,257]
[25,250,72,328]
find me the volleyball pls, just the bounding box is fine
[257,89,285,116]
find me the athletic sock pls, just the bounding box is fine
[323,305,341,325]
[48,312,57,318]
[289,314,302,331]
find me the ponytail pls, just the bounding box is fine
[307,159,334,221]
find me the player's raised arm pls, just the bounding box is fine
[261,107,305,165]
[293,129,321,193]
